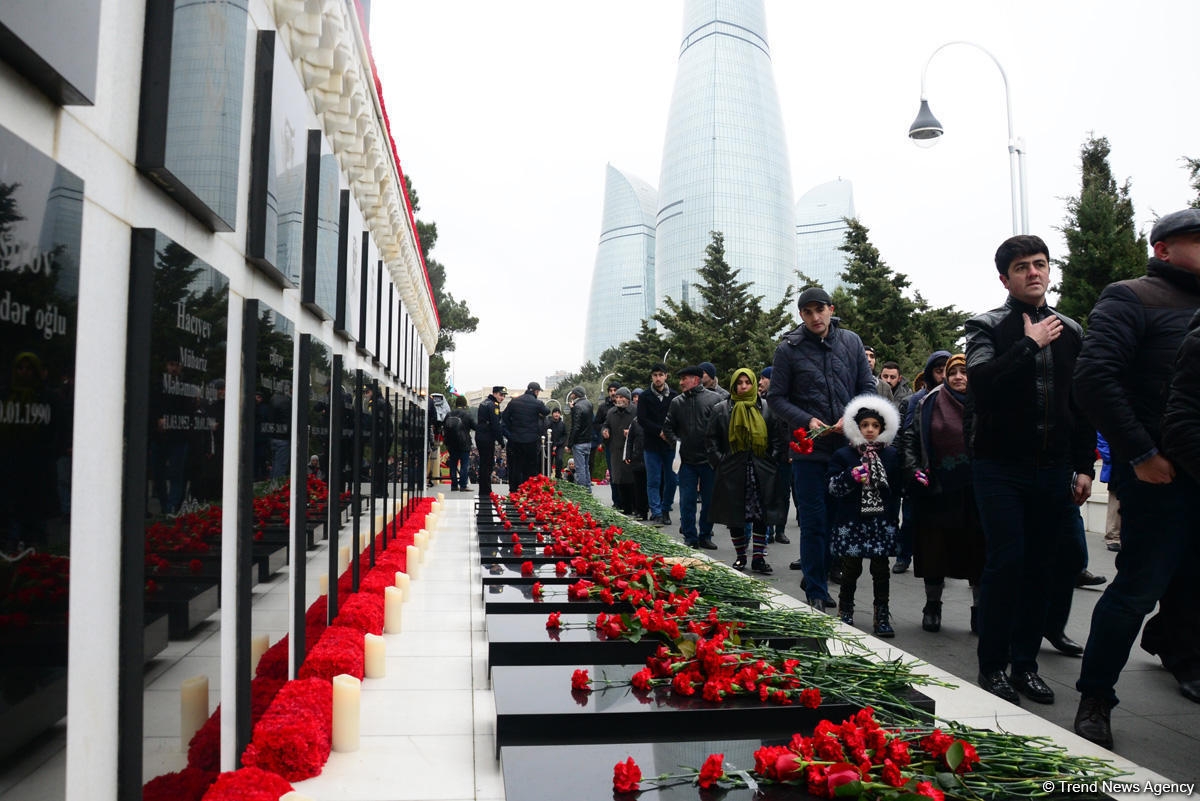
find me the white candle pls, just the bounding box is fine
[437,492,445,503]
[406,545,420,578]
[331,674,361,752]
[279,793,316,801]
[394,571,410,600]
[180,675,209,747]
[249,634,270,674]
[338,545,350,575]
[364,633,386,678]
[428,512,440,530]
[384,586,404,633]
[319,573,328,595]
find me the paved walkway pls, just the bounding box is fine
[592,484,1199,789]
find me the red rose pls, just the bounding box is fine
[799,687,822,708]
[613,757,642,793]
[826,762,861,794]
[571,669,591,691]
[774,751,805,781]
[520,561,534,575]
[546,612,561,629]
[531,582,543,598]
[698,753,724,789]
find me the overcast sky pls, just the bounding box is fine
[373,1,1200,393]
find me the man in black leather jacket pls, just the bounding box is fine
[663,366,722,549]
[476,386,506,498]
[566,386,594,491]
[1073,209,1200,747]
[965,235,1096,709]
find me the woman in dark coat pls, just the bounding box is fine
[704,368,783,573]
[900,353,985,633]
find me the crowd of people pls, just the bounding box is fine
[441,208,1200,751]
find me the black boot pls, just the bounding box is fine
[1074,696,1113,748]
[873,603,895,638]
[922,602,942,632]
[751,556,773,575]
[837,602,854,626]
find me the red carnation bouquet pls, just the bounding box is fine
[199,766,293,801]
[298,625,365,682]
[241,677,332,781]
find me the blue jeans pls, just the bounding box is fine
[571,443,592,491]
[1078,466,1200,705]
[643,448,677,516]
[792,460,834,601]
[677,462,715,544]
[972,459,1071,676]
[447,449,469,489]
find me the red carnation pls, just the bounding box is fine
[571,669,591,691]
[882,758,904,787]
[531,582,543,598]
[612,757,642,793]
[513,543,524,555]
[546,611,561,629]
[914,781,946,800]
[630,668,653,691]
[520,560,534,576]
[698,753,725,789]
[189,559,204,574]
[555,561,568,575]
[799,687,822,708]
[198,766,293,801]
[669,563,687,581]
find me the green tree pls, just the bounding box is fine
[611,320,671,390]
[1053,135,1147,326]
[823,218,968,379]
[404,175,478,395]
[1186,156,1200,208]
[653,231,793,382]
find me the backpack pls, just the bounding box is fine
[444,412,468,451]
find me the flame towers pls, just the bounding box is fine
[583,0,799,364]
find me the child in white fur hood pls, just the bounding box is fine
[826,394,903,637]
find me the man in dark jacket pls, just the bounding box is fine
[444,395,476,491]
[593,383,621,507]
[663,366,722,549]
[476,386,506,499]
[965,235,1096,708]
[503,382,551,493]
[547,408,567,479]
[637,363,677,525]
[767,286,876,608]
[699,362,731,400]
[602,388,639,515]
[1073,210,1200,747]
[567,386,594,491]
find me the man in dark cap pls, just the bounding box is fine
[664,365,722,549]
[638,362,678,525]
[698,361,730,400]
[1073,208,1200,747]
[503,382,551,492]
[768,286,875,608]
[476,386,506,498]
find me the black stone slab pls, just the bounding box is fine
[478,532,549,545]
[255,542,288,581]
[481,562,575,587]
[480,545,558,561]
[147,581,219,638]
[0,669,67,761]
[144,612,169,661]
[486,612,822,671]
[492,663,934,753]
[482,554,583,568]
[484,583,632,616]
[501,739,1112,801]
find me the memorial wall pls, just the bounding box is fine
[0,0,437,798]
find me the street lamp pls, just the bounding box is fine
[908,40,1028,235]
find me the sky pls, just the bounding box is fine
[373,1,1200,393]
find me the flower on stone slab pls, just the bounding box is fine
[546,611,561,629]
[612,757,642,794]
[531,582,543,598]
[697,753,725,789]
[571,669,591,691]
[520,561,534,576]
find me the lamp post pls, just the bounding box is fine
[908,41,1028,235]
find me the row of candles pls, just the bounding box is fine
[179,494,450,785]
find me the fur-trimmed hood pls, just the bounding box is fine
[842,393,900,447]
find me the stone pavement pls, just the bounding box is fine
[592,485,1200,789]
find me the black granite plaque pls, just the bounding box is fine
[492,663,934,752]
[334,190,362,340]
[481,562,576,585]
[0,0,101,104]
[252,303,293,484]
[137,0,249,231]
[356,234,376,355]
[0,127,82,762]
[301,135,338,319]
[484,583,632,616]
[488,613,658,669]
[307,340,332,508]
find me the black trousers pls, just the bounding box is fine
[477,439,496,498]
[507,440,540,493]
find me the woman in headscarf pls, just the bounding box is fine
[901,353,985,634]
[704,367,783,573]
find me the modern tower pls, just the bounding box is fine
[654,0,797,313]
[795,178,855,290]
[583,163,658,364]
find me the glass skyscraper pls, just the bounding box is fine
[583,0,805,364]
[583,163,658,364]
[654,0,796,313]
[795,178,855,290]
